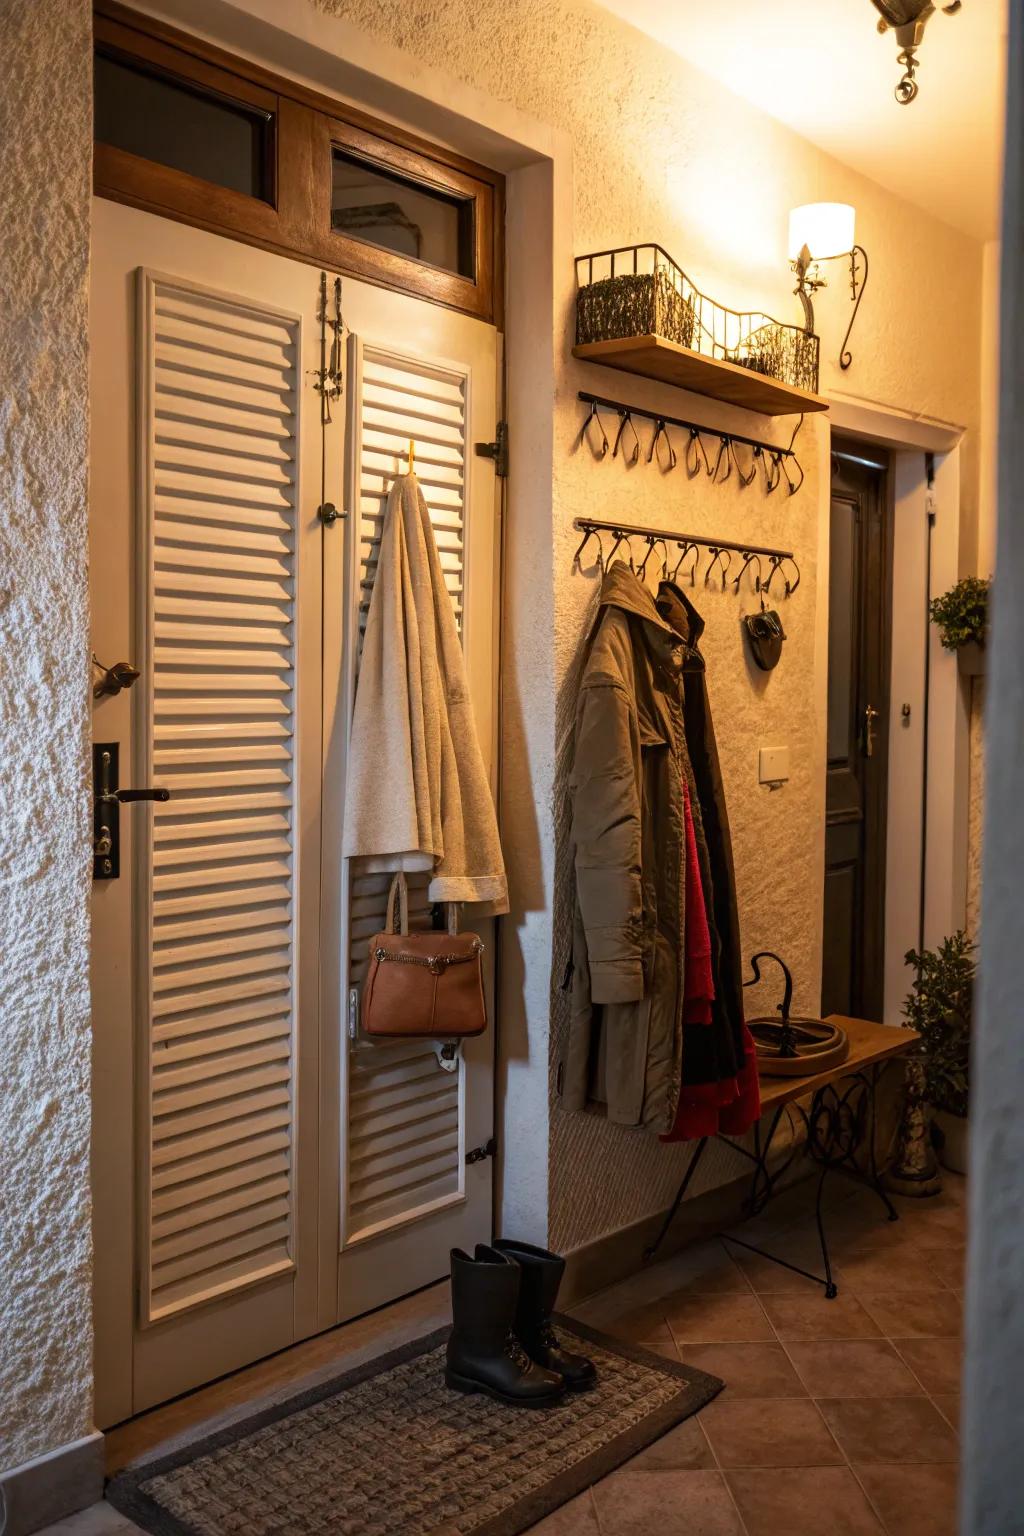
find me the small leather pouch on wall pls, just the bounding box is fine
[743,608,786,671]
[363,872,487,1040]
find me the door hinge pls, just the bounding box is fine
[475,421,508,478]
[465,1136,497,1166]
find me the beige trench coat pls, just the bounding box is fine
[342,473,508,912]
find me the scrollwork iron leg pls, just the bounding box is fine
[643,1136,710,1264]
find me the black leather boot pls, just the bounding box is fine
[494,1239,598,1391]
[445,1246,566,1407]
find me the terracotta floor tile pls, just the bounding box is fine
[894,1337,963,1396]
[853,1463,959,1536]
[818,1397,958,1463]
[857,1290,962,1339]
[915,1246,966,1288]
[643,1339,681,1362]
[664,1292,773,1344]
[786,1339,923,1398]
[680,1342,807,1398]
[526,1490,602,1535]
[626,1416,715,1471]
[725,1236,829,1294]
[659,1243,752,1301]
[599,1299,673,1344]
[725,1466,885,1535]
[898,1204,967,1245]
[590,1469,744,1535]
[932,1392,960,1430]
[759,1292,882,1341]
[834,1248,952,1293]
[698,1395,844,1468]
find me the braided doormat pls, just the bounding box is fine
[107,1317,722,1536]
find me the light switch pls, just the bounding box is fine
[759,746,790,785]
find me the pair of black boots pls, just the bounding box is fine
[445,1239,597,1408]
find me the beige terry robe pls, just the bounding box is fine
[342,473,508,913]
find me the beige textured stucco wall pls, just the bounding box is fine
[0,0,95,1472]
[312,0,984,1252]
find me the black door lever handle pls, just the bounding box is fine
[114,787,171,803]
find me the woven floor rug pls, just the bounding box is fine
[107,1317,722,1536]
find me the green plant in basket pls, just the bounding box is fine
[928,575,990,652]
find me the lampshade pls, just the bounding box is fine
[788,203,856,262]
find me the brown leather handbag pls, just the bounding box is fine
[362,872,487,1040]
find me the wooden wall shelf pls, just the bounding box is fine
[572,335,830,419]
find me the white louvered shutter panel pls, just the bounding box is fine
[139,275,300,1322]
[343,340,469,1246]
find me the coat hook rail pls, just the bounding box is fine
[572,517,794,565]
[578,391,799,460]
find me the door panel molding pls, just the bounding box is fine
[135,270,304,1325]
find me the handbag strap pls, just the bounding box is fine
[385,872,409,935]
[447,901,460,937]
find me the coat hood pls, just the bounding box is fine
[598,560,681,643]
[655,580,706,650]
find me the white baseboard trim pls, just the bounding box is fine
[0,1430,104,1536]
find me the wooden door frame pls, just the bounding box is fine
[93,1,505,326]
[826,437,895,1019]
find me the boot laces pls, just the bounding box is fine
[504,1332,532,1371]
[539,1318,560,1350]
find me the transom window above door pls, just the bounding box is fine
[92,2,503,325]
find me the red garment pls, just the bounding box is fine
[661,784,761,1143]
[681,782,714,1027]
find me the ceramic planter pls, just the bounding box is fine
[933,1107,969,1175]
[957,640,986,678]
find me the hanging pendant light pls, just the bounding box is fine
[870,0,963,103]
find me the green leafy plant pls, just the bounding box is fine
[903,931,974,1118]
[929,575,990,651]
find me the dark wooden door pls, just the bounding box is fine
[823,444,892,1020]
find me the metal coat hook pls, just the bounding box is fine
[705,546,732,590]
[733,552,762,593]
[686,427,712,479]
[613,410,641,465]
[734,442,759,488]
[764,450,783,495]
[648,418,677,471]
[579,398,609,458]
[711,436,733,484]
[637,536,669,581]
[573,525,604,570]
[781,454,806,496]
[783,556,801,595]
[607,529,635,569]
[669,540,697,585]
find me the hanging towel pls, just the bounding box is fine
[342,473,508,912]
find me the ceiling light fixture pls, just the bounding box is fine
[870,1,964,104]
[789,203,868,371]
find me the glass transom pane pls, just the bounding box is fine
[331,149,474,279]
[95,52,272,202]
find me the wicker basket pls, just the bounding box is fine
[576,268,696,350]
[575,244,820,395]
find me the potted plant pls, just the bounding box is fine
[929,574,990,677]
[903,931,974,1174]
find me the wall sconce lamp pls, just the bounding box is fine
[788,203,869,372]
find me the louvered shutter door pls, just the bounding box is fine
[139,275,300,1322]
[342,340,470,1246]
